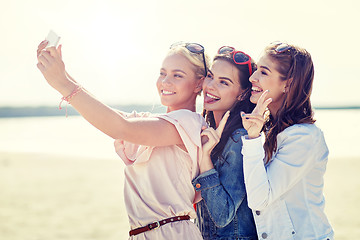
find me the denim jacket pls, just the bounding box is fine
[192,128,257,240]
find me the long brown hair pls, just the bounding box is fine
[264,43,315,163]
[203,53,256,160]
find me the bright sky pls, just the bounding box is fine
[1,0,359,107]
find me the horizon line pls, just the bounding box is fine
[0,104,359,118]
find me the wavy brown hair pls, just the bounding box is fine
[203,52,257,160]
[264,43,316,163]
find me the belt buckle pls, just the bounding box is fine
[149,221,160,230]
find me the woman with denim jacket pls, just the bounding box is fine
[192,47,258,239]
[241,42,334,240]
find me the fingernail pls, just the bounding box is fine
[241,112,245,117]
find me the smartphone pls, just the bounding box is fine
[45,30,61,47]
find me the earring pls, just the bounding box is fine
[237,93,245,101]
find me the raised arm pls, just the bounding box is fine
[193,113,248,227]
[193,129,248,227]
[36,43,182,147]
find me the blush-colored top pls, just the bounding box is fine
[114,109,207,240]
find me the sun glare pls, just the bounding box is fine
[78,5,139,66]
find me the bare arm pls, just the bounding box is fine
[36,43,182,146]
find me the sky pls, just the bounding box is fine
[1,0,359,108]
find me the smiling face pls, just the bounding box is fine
[249,53,288,115]
[203,59,243,123]
[156,53,202,112]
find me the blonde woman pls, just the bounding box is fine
[37,41,210,239]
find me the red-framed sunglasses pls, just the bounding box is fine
[218,46,253,75]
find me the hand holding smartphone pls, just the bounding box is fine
[45,30,61,47]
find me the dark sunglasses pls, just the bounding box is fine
[218,46,253,75]
[271,41,293,54]
[170,42,207,77]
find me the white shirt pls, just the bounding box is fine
[241,123,334,240]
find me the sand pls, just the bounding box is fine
[0,152,359,240]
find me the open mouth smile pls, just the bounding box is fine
[161,90,176,95]
[204,92,220,104]
[251,86,263,94]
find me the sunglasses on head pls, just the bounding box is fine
[217,46,253,75]
[271,41,293,54]
[170,42,207,77]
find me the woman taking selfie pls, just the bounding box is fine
[37,40,210,239]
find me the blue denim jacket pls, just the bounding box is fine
[192,128,257,240]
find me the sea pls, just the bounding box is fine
[0,109,359,159]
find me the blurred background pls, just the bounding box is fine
[1,0,359,108]
[1,0,359,239]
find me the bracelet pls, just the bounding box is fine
[59,85,82,116]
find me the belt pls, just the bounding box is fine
[129,215,190,236]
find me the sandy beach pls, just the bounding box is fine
[0,152,129,240]
[0,151,359,240]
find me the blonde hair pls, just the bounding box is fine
[167,45,210,79]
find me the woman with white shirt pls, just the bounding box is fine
[240,42,334,240]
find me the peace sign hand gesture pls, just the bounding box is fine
[241,90,272,139]
[199,111,230,174]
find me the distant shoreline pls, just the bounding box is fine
[314,106,360,110]
[0,104,167,118]
[0,105,359,118]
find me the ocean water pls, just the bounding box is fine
[0,115,117,159]
[0,109,359,159]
